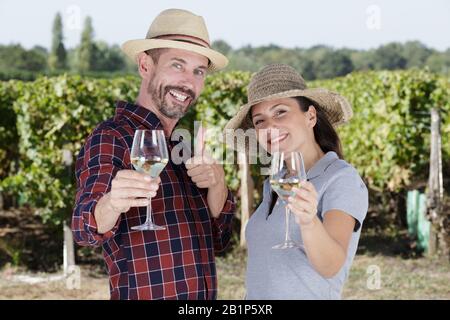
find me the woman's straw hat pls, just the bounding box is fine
[224,64,353,152]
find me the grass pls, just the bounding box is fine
[343,254,450,299]
[215,246,450,300]
[216,247,248,300]
[1,232,449,300]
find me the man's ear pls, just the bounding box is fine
[137,52,154,79]
[307,105,318,127]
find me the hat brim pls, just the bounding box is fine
[223,88,353,152]
[225,88,352,131]
[121,39,228,72]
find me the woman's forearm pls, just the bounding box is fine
[299,216,347,278]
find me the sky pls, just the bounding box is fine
[0,0,449,51]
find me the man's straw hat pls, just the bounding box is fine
[122,9,228,72]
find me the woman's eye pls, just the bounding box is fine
[275,110,286,117]
[254,119,263,126]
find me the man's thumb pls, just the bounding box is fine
[195,124,206,157]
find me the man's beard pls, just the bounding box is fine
[147,80,197,119]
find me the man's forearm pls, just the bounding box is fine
[94,193,122,234]
[207,181,228,219]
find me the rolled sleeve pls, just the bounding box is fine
[72,129,127,247]
[72,195,122,247]
[321,168,368,232]
[211,189,236,252]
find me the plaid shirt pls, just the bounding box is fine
[72,101,235,300]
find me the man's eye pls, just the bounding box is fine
[173,63,182,69]
[194,69,205,77]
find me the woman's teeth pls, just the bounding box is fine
[270,133,288,144]
[169,90,188,102]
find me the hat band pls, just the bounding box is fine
[151,34,210,48]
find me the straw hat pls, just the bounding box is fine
[224,64,353,152]
[121,9,228,72]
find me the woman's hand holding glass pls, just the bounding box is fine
[287,181,319,229]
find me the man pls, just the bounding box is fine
[72,8,235,300]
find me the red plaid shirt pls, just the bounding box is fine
[72,101,236,300]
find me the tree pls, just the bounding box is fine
[91,42,126,72]
[425,51,450,75]
[0,44,47,72]
[314,49,354,79]
[402,41,432,69]
[26,46,48,71]
[212,40,232,55]
[350,50,374,71]
[48,12,67,71]
[295,53,315,80]
[77,16,95,73]
[371,42,407,70]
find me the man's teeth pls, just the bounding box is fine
[169,90,188,102]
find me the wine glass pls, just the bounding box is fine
[130,129,169,231]
[269,151,307,249]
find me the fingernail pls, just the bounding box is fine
[144,175,152,181]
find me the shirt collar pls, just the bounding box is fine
[114,100,163,131]
[307,151,339,180]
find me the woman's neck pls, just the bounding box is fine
[298,142,325,172]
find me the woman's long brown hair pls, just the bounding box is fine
[267,97,343,216]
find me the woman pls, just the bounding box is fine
[224,64,368,299]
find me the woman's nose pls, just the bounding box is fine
[260,118,277,130]
[259,125,282,140]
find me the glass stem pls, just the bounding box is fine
[285,206,291,243]
[145,199,153,225]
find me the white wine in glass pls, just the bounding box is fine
[130,129,169,231]
[130,156,168,178]
[270,151,307,249]
[269,177,302,202]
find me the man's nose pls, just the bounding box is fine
[179,73,196,91]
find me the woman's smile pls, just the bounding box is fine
[268,132,289,147]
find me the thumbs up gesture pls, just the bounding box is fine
[186,125,224,189]
[185,125,227,218]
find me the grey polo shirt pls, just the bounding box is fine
[245,151,368,300]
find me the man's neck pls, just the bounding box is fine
[135,94,178,137]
